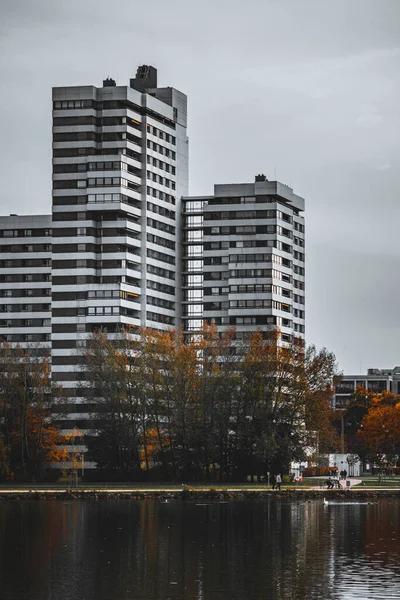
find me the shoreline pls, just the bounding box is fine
[0,488,399,501]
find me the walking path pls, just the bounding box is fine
[311,478,362,490]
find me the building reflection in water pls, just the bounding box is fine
[0,498,399,599]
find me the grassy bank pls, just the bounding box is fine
[0,485,399,501]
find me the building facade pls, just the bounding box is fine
[333,367,400,410]
[50,65,188,435]
[182,175,306,341]
[0,215,52,354]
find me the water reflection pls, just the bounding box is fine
[0,499,399,599]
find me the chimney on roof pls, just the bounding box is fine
[130,65,158,92]
[255,174,267,182]
[103,77,116,87]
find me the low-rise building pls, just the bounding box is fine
[333,367,400,409]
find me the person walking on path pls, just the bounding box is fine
[271,473,276,490]
[275,473,282,491]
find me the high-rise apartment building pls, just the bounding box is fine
[182,176,305,341]
[51,65,188,418]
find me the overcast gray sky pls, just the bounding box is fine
[0,0,399,373]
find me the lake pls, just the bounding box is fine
[0,498,399,599]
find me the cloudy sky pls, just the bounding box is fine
[0,0,399,373]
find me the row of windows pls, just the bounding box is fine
[53,115,98,127]
[87,193,140,208]
[146,247,175,266]
[146,140,176,160]
[147,155,176,175]
[293,250,305,261]
[0,288,50,298]
[52,275,120,285]
[147,233,175,251]
[229,253,273,264]
[0,274,51,283]
[294,280,305,290]
[0,304,50,312]
[293,323,305,333]
[204,300,291,312]
[227,284,290,296]
[52,259,123,270]
[0,259,50,268]
[53,99,96,110]
[147,296,175,311]
[52,290,139,302]
[147,171,176,190]
[293,222,305,233]
[53,131,142,146]
[147,218,175,235]
[216,315,277,326]
[54,161,138,174]
[146,280,174,296]
[203,254,292,269]
[293,294,305,305]
[294,236,305,247]
[146,311,175,326]
[52,242,139,255]
[147,264,175,281]
[87,306,122,316]
[53,131,99,143]
[230,299,291,311]
[293,308,305,319]
[227,268,271,279]
[147,186,176,205]
[204,225,291,237]
[0,244,51,253]
[1,333,50,343]
[207,196,272,206]
[52,226,139,239]
[53,212,88,222]
[53,305,140,318]
[147,202,175,221]
[204,210,291,222]
[293,265,305,276]
[147,124,176,145]
[88,177,139,190]
[0,318,50,328]
[53,99,176,130]
[0,229,51,238]
[53,147,141,161]
[204,240,275,251]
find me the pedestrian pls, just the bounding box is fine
[271,473,276,490]
[343,469,347,480]
[325,478,334,489]
[275,473,282,491]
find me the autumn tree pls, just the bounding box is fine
[79,328,142,477]
[357,392,400,469]
[235,331,339,478]
[0,342,68,480]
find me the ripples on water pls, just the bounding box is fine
[0,498,399,599]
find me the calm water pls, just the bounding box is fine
[0,498,399,600]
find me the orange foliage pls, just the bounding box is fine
[139,426,170,470]
[11,407,69,468]
[358,402,400,460]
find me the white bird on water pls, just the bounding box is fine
[323,497,329,505]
